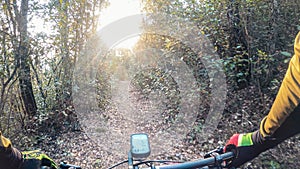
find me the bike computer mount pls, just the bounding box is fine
[130,133,151,158]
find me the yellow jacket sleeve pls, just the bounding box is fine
[0,132,23,169]
[260,31,300,137]
[0,131,12,149]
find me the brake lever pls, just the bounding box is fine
[204,147,224,158]
[59,162,82,169]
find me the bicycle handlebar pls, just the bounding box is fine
[110,149,235,169]
[50,137,235,169]
[51,148,235,169]
[152,151,235,169]
[52,150,234,169]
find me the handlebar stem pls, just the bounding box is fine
[128,152,134,169]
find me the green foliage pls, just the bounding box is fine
[0,0,108,134]
[142,0,299,88]
[96,70,111,110]
[261,159,281,169]
[133,33,214,132]
[269,160,281,169]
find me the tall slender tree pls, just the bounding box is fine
[18,0,37,116]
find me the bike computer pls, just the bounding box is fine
[130,133,151,158]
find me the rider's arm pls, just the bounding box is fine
[260,31,300,137]
[225,31,300,167]
[0,131,23,169]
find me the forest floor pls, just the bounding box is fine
[17,79,300,169]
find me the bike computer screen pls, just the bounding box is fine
[130,133,151,158]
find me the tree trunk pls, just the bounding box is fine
[18,0,37,116]
[56,0,72,110]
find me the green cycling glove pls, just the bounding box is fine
[21,150,57,169]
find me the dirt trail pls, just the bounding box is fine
[53,80,173,168]
[59,79,198,168]
[105,80,179,162]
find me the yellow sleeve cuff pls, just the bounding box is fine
[0,132,12,148]
[259,116,269,138]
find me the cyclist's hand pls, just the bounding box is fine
[224,130,263,168]
[21,150,57,169]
